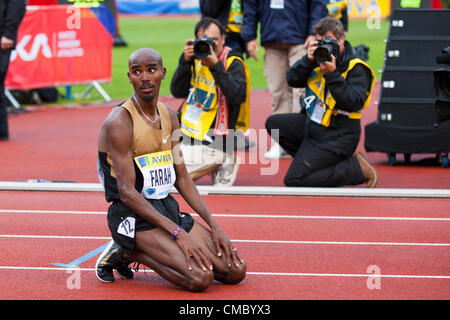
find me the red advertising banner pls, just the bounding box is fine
[5,5,113,90]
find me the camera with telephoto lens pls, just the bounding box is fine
[313,36,340,64]
[193,35,216,59]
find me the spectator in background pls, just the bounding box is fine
[327,0,348,32]
[242,0,328,159]
[265,17,377,188]
[0,0,26,141]
[327,1,371,62]
[200,0,247,56]
[170,17,250,186]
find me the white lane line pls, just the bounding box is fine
[0,266,448,279]
[2,181,450,198]
[1,209,450,221]
[0,209,105,215]
[1,234,449,247]
[246,272,450,279]
[231,239,450,247]
[0,234,110,240]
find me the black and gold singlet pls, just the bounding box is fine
[97,99,175,202]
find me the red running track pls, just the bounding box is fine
[0,191,449,300]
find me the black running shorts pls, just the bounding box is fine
[107,194,195,253]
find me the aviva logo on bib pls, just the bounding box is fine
[135,150,173,169]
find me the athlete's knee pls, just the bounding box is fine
[221,262,247,285]
[187,268,214,292]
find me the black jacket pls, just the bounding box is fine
[199,0,247,56]
[287,41,373,151]
[287,41,372,115]
[170,49,247,131]
[200,0,232,30]
[0,0,26,48]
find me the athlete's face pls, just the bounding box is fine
[127,49,166,102]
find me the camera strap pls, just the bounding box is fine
[214,46,232,136]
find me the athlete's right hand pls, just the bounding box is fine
[183,39,195,62]
[176,229,213,272]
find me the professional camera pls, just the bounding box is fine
[193,35,216,59]
[313,36,340,64]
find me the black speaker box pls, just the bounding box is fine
[380,69,436,99]
[389,9,450,37]
[384,39,450,67]
[364,9,450,161]
[377,101,437,126]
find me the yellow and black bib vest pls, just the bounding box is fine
[98,99,175,201]
[303,58,375,127]
[180,49,250,141]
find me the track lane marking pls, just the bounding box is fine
[1,234,449,246]
[1,209,450,221]
[0,266,449,279]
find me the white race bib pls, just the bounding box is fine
[117,217,135,238]
[134,150,176,199]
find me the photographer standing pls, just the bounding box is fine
[242,0,328,159]
[200,0,247,56]
[170,17,250,186]
[265,17,378,188]
[0,0,26,141]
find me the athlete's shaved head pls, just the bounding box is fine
[127,47,166,103]
[128,48,163,68]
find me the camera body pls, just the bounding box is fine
[193,35,216,59]
[313,36,340,64]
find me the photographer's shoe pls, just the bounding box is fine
[264,143,290,160]
[214,155,240,187]
[355,152,378,188]
[95,240,133,282]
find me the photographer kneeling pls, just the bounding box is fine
[171,17,250,186]
[265,17,378,188]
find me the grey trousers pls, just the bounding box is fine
[263,44,306,115]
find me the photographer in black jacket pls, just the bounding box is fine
[265,17,378,188]
[170,17,250,187]
[0,0,26,140]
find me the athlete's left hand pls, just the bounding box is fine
[211,224,244,268]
